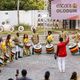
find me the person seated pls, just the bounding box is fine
[44,71,50,80]
[16,69,32,80]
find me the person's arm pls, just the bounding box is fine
[65,36,69,45]
[37,34,39,43]
[56,45,59,56]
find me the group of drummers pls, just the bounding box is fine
[0,29,80,66]
[0,29,54,66]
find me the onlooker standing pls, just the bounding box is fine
[8,78,14,80]
[44,71,50,80]
[70,72,77,80]
[56,36,69,72]
[16,69,32,80]
[56,20,59,29]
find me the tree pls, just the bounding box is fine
[0,0,44,10]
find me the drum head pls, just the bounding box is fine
[34,44,42,49]
[0,56,4,60]
[69,43,76,49]
[5,54,9,58]
[46,44,53,48]
[25,43,31,47]
[12,48,16,54]
[78,42,80,47]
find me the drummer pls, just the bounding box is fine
[73,32,79,44]
[0,37,3,72]
[31,28,39,55]
[5,34,14,62]
[1,37,8,64]
[13,32,22,60]
[23,34,30,56]
[46,31,53,44]
[0,37,3,56]
[59,31,67,42]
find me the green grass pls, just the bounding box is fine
[0,27,79,35]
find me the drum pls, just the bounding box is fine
[46,44,54,53]
[0,57,4,65]
[78,42,80,53]
[25,43,31,49]
[0,56,4,61]
[18,43,23,48]
[69,43,78,54]
[4,54,9,60]
[11,48,15,56]
[0,59,3,65]
[34,44,42,54]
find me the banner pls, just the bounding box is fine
[51,0,80,20]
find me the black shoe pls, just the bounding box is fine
[18,56,22,58]
[18,52,22,58]
[15,57,18,60]
[0,70,1,73]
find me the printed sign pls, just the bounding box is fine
[51,0,80,20]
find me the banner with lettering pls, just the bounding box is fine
[51,0,80,20]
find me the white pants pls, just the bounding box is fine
[57,57,66,72]
[15,45,20,52]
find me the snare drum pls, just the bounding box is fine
[69,43,78,54]
[18,43,23,48]
[34,44,42,54]
[46,44,54,53]
[25,43,31,49]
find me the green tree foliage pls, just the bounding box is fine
[0,0,44,10]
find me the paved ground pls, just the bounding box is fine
[0,45,80,80]
[0,33,80,80]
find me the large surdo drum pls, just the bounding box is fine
[46,44,54,53]
[25,43,31,49]
[34,44,42,54]
[69,43,78,54]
